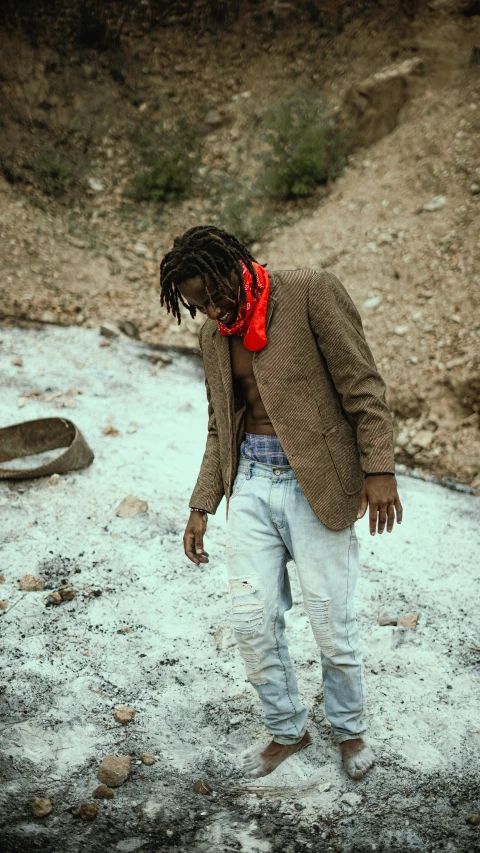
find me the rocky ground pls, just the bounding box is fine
[1,324,480,853]
[0,0,479,487]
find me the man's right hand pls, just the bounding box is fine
[184,512,209,565]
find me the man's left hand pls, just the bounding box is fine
[357,474,403,535]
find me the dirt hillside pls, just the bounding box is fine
[0,0,479,485]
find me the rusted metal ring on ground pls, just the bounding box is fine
[0,417,94,480]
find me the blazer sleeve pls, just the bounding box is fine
[308,270,395,475]
[189,327,225,514]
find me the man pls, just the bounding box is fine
[159,225,402,781]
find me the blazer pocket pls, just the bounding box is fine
[322,422,364,495]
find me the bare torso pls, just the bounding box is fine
[229,335,276,435]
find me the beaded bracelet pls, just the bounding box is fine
[190,507,207,515]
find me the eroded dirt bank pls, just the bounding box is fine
[1,1,479,486]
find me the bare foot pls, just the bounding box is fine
[242,730,312,778]
[340,738,375,779]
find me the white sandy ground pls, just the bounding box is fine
[0,324,479,852]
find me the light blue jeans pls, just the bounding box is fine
[226,458,366,745]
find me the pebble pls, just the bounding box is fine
[133,242,148,256]
[78,803,98,821]
[88,178,104,192]
[114,705,136,724]
[341,792,362,808]
[363,295,382,310]
[470,183,479,195]
[378,613,398,626]
[116,839,146,852]
[398,612,419,629]
[97,755,131,787]
[421,195,447,212]
[12,357,23,366]
[58,584,76,601]
[31,797,53,817]
[393,325,409,336]
[0,600,8,610]
[0,574,4,583]
[19,575,44,591]
[194,779,212,795]
[204,111,223,127]
[412,429,434,449]
[93,784,114,799]
[467,813,480,825]
[100,323,120,339]
[139,752,154,765]
[45,592,62,607]
[115,495,148,518]
[118,320,140,339]
[103,425,120,436]
[48,474,60,486]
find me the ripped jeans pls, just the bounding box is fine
[226,458,366,745]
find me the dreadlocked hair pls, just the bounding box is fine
[159,225,259,325]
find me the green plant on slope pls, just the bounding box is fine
[259,94,350,199]
[131,122,199,205]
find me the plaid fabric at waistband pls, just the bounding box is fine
[239,432,290,466]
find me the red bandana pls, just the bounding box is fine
[217,260,270,352]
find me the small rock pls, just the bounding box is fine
[100,323,120,339]
[133,242,148,256]
[204,111,223,127]
[363,295,382,310]
[19,575,44,592]
[31,797,53,817]
[194,779,212,795]
[118,320,140,339]
[0,600,7,611]
[341,792,362,808]
[412,429,434,450]
[45,592,62,606]
[58,584,76,601]
[97,755,131,787]
[103,425,120,436]
[78,803,98,821]
[0,574,4,583]
[66,235,86,249]
[378,613,398,626]
[421,195,447,213]
[126,271,141,282]
[93,784,114,799]
[467,813,480,825]
[366,241,378,252]
[115,496,148,519]
[114,705,136,724]
[88,178,104,192]
[116,840,146,852]
[48,473,60,486]
[377,233,393,245]
[393,325,409,336]
[139,752,154,766]
[12,357,23,366]
[146,353,173,365]
[126,426,137,434]
[469,183,479,195]
[398,612,419,629]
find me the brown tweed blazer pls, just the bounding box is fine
[189,269,395,531]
